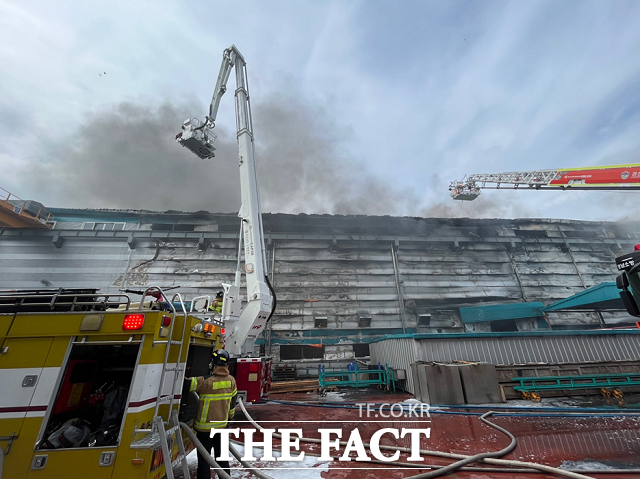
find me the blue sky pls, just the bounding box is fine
[1,0,640,219]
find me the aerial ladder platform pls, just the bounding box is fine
[450,164,640,201]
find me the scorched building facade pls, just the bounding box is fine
[1,208,638,367]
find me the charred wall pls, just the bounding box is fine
[1,211,639,363]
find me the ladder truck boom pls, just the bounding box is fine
[176,45,275,357]
[450,164,640,201]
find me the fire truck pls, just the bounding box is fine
[450,165,640,324]
[0,287,223,478]
[0,45,275,478]
[449,164,640,201]
[615,248,640,320]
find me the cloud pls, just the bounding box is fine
[599,190,640,222]
[5,1,640,221]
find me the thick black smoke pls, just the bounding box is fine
[28,95,530,218]
[32,101,240,212]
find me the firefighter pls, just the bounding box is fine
[209,290,223,314]
[186,349,237,479]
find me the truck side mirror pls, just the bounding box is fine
[619,290,640,317]
[616,273,629,290]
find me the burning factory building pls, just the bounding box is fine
[1,207,638,370]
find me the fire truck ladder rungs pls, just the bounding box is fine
[130,287,190,479]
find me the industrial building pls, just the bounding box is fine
[2,206,638,369]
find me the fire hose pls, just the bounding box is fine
[179,422,276,479]
[237,398,596,479]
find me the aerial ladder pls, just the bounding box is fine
[176,45,276,374]
[450,163,640,324]
[450,164,640,201]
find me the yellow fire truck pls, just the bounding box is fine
[0,287,223,479]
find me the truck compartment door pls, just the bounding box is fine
[0,337,54,479]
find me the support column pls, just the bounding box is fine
[506,245,527,302]
[390,241,407,334]
[558,226,587,289]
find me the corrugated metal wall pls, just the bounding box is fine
[3,212,640,362]
[413,333,640,364]
[369,337,418,393]
[119,238,239,296]
[0,239,130,290]
[271,239,402,329]
[371,332,640,393]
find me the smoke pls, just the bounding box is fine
[419,196,532,218]
[26,94,530,218]
[253,95,419,215]
[598,191,640,222]
[32,101,241,212]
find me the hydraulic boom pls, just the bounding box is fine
[176,45,275,356]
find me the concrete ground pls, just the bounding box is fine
[186,388,640,479]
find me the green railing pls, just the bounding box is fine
[319,363,397,391]
[513,373,640,392]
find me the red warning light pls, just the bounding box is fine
[635,244,640,251]
[221,328,226,334]
[123,314,145,330]
[161,315,172,327]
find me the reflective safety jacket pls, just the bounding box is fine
[190,366,237,431]
[209,299,222,314]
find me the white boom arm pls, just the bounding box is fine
[176,45,274,356]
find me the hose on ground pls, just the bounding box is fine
[270,398,639,414]
[229,438,640,476]
[343,457,541,474]
[179,423,231,479]
[267,399,640,418]
[401,411,517,479]
[355,457,640,476]
[179,422,277,479]
[228,443,277,479]
[238,398,596,479]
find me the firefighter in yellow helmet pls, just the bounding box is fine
[186,349,237,478]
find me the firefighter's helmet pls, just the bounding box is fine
[212,349,230,366]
